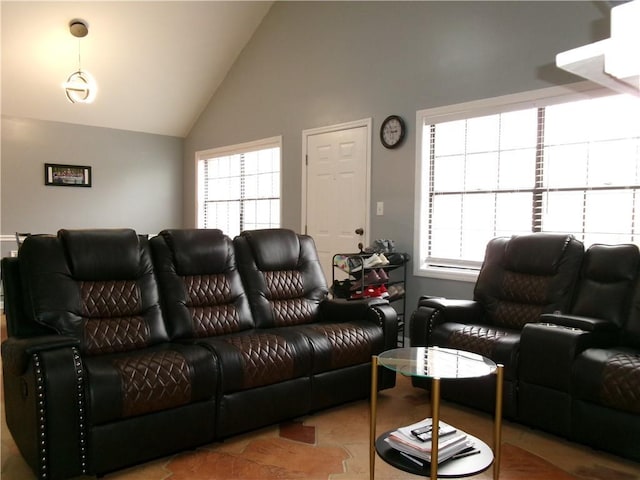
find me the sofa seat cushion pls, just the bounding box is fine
[84,343,216,425]
[299,320,384,374]
[198,328,312,393]
[573,347,640,414]
[430,322,520,379]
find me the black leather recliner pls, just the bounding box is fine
[233,228,397,412]
[411,235,640,462]
[409,233,584,418]
[571,299,640,461]
[2,230,218,479]
[518,243,640,461]
[519,243,640,438]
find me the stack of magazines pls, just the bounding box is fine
[384,418,478,466]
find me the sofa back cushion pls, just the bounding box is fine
[571,244,639,327]
[150,229,254,339]
[19,229,167,355]
[233,228,328,328]
[474,233,584,329]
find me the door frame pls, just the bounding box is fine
[301,118,372,250]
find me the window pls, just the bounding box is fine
[196,137,281,238]
[415,85,640,281]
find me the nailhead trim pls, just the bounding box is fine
[33,349,88,479]
[33,354,48,479]
[428,309,441,339]
[73,347,88,475]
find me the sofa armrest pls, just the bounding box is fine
[418,297,485,324]
[2,335,87,479]
[2,335,80,376]
[319,297,388,321]
[539,313,619,333]
[520,322,614,391]
[410,298,485,347]
[369,303,400,350]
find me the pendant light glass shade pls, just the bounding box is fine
[64,70,97,103]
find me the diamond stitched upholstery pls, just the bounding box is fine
[112,350,192,418]
[493,301,544,330]
[265,271,304,300]
[491,272,551,329]
[600,353,640,414]
[448,326,508,358]
[184,274,231,307]
[502,271,549,304]
[81,280,141,317]
[263,271,314,326]
[223,333,295,389]
[309,323,372,368]
[80,280,150,355]
[182,274,242,336]
[271,299,315,326]
[84,317,150,355]
[191,305,241,337]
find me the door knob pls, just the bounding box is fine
[355,228,364,235]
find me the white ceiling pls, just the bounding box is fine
[1,1,273,137]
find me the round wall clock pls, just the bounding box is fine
[380,115,406,149]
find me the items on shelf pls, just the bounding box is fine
[367,238,396,254]
[333,252,409,276]
[331,247,409,346]
[332,252,409,300]
[383,418,476,465]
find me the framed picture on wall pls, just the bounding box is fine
[44,163,92,187]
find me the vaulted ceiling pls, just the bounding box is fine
[1,1,272,137]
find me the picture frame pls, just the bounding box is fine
[45,163,92,187]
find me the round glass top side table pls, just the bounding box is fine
[369,347,504,480]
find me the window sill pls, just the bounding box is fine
[415,265,479,283]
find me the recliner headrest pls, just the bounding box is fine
[582,243,639,283]
[240,228,300,271]
[505,233,574,275]
[59,229,141,280]
[158,229,230,275]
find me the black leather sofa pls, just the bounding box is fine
[410,233,640,462]
[1,228,397,480]
[519,243,640,461]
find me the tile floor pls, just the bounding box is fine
[2,371,640,480]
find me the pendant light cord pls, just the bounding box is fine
[77,38,82,72]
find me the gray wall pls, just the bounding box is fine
[185,1,610,307]
[1,116,183,257]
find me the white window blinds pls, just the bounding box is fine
[197,138,281,238]
[419,90,640,275]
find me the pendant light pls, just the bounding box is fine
[63,19,97,103]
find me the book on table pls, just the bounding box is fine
[384,418,474,464]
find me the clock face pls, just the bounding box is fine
[380,115,406,149]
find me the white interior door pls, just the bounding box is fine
[303,120,371,282]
